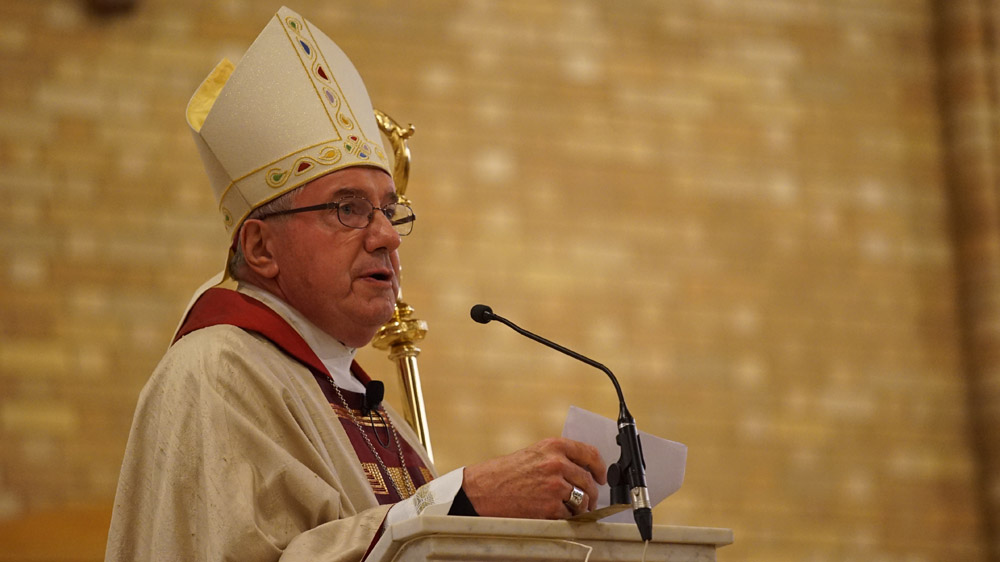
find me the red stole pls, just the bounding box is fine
[174,288,431,504]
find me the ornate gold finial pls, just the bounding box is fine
[372,108,433,462]
[372,300,428,357]
[374,109,415,199]
[372,299,432,462]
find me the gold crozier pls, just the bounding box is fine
[371,109,433,463]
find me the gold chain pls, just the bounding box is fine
[332,384,416,500]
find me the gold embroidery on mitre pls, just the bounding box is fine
[291,157,318,176]
[337,112,355,131]
[265,168,291,188]
[280,13,364,143]
[218,137,337,219]
[361,462,389,496]
[317,146,342,162]
[322,87,341,109]
[343,135,374,161]
[312,60,331,84]
[261,145,344,190]
[220,139,347,233]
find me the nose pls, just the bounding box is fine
[365,209,402,253]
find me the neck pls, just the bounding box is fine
[234,268,285,300]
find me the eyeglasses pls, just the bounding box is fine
[256,196,416,236]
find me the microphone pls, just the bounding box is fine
[470,304,494,324]
[363,380,384,415]
[469,304,653,541]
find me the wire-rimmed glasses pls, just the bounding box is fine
[256,196,416,236]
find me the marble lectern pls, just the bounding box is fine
[366,515,733,562]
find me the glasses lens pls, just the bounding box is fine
[391,206,415,236]
[336,198,374,229]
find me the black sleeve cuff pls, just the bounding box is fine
[447,486,479,516]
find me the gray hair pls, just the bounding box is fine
[228,186,302,279]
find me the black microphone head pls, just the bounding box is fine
[470,304,494,324]
[363,380,384,414]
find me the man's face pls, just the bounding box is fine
[268,166,402,348]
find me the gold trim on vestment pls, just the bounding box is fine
[361,462,389,495]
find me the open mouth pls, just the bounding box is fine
[366,271,392,282]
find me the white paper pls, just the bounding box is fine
[561,405,687,522]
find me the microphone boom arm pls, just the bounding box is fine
[487,314,628,408]
[471,304,653,541]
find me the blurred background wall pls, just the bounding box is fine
[0,0,997,561]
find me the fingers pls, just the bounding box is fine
[462,437,608,520]
[541,438,606,513]
[563,460,601,511]
[554,438,608,485]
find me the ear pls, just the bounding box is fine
[240,219,280,279]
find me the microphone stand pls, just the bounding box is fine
[471,305,653,541]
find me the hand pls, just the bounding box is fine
[461,437,607,519]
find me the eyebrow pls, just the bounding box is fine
[330,187,400,205]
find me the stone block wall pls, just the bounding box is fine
[0,1,990,560]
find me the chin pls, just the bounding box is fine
[344,334,379,349]
[374,295,398,322]
[338,307,396,348]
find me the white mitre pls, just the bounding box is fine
[186,5,391,241]
[176,6,393,327]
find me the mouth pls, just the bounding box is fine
[358,268,395,284]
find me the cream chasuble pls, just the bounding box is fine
[105,288,437,561]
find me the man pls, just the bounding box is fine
[106,7,605,561]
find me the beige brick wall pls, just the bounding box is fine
[0,1,988,561]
